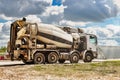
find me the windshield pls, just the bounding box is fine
[90,36,97,44]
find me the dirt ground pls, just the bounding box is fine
[0,60,120,80]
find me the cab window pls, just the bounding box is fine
[90,36,97,44]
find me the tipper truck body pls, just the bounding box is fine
[7,18,98,64]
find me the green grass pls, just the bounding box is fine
[32,61,120,77]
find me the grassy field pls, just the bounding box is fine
[32,61,120,79]
[0,60,120,80]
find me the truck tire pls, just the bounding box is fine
[58,59,65,64]
[34,53,45,64]
[48,52,58,64]
[70,52,79,63]
[83,52,93,62]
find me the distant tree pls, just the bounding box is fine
[0,46,6,52]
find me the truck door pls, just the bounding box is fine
[87,35,97,52]
[77,36,87,52]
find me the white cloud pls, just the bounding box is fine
[2,21,12,32]
[0,14,15,20]
[26,15,41,23]
[113,0,120,8]
[0,21,12,47]
[113,0,120,16]
[19,1,30,12]
[106,25,120,36]
[0,39,9,47]
[83,27,112,38]
[93,0,96,4]
[42,5,67,16]
[0,0,49,19]
[0,23,3,32]
[59,20,90,26]
[99,40,119,46]
[104,4,112,15]
[83,24,120,46]
[33,0,52,3]
[43,0,52,4]
[84,24,120,38]
[64,0,118,21]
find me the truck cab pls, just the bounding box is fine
[65,27,98,62]
[79,34,98,62]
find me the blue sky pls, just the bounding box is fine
[52,0,62,6]
[0,19,7,23]
[0,0,120,47]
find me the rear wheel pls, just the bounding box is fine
[34,53,45,64]
[70,52,79,63]
[83,52,93,62]
[58,59,65,63]
[48,52,59,64]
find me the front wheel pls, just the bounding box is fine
[83,52,93,62]
[34,53,45,64]
[70,52,79,63]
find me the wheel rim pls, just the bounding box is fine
[70,53,79,63]
[73,55,78,62]
[37,57,42,62]
[86,55,91,61]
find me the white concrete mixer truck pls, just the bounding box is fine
[7,18,98,64]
